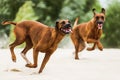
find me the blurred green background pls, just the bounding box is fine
[0,0,120,48]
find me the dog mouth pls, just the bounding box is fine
[60,24,72,34]
[97,21,104,29]
[97,23,103,29]
[60,27,72,34]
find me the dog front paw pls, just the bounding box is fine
[25,64,37,68]
[87,47,95,51]
[97,42,103,51]
[75,56,79,60]
[98,47,103,51]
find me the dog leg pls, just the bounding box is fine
[87,39,103,51]
[75,49,79,60]
[21,38,33,65]
[74,43,85,60]
[9,28,26,62]
[71,33,81,60]
[9,39,25,62]
[87,38,97,43]
[21,53,31,64]
[26,48,39,68]
[86,38,97,51]
[9,44,16,62]
[97,41,103,51]
[74,41,80,60]
[87,43,96,51]
[39,53,52,73]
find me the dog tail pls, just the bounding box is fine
[73,17,79,29]
[2,21,16,25]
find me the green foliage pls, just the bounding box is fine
[59,0,100,23]
[102,1,120,48]
[10,1,38,48]
[32,0,65,26]
[0,0,25,35]
[15,1,38,21]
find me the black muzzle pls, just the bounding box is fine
[64,23,71,28]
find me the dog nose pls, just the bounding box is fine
[97,21,103,24]
[64,23,71,28]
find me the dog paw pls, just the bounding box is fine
[75,57,79,60]
[38,70,42,73]
[87,47,94,51]
[98,47,103,51]
[12,56,16,62]
[25,63,32,67]
[25,64,37,68]
[97,42,103,51]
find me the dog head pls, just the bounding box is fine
[93,8,105,29]
[55,20,72,34]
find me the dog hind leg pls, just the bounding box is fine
[74,40,85,60]
[78,40,85,52]
[9,28,26,62]
[75,46,79,60]
[72,37,80,60]
[71,33,80,59]
[9,39,25,62]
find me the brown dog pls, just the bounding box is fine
[2,20,72,73]
[71,8,105,59]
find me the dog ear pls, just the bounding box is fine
[92,8,96,16]
[101,8,105,14]
[55,20,59,30]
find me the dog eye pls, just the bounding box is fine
[96,16,99,19]
[101,16,104,19]
[61,21,65,24]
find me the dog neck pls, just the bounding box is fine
[48,29,65,49]
[54,29,65,45]
[89,18,100,31]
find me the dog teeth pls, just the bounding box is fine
[61,28,72,33]
[98,24,103,29]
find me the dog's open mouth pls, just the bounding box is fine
[60,23,72,34]
[97,23,103,29]
[60,27,72,34]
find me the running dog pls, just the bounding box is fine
[2,20,72,73]
[71,8,105,59]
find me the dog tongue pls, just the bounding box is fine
[98,24,103,29]
[65,28,72,33]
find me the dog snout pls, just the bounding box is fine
[97,21,103,24]
[64,23,71,28]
